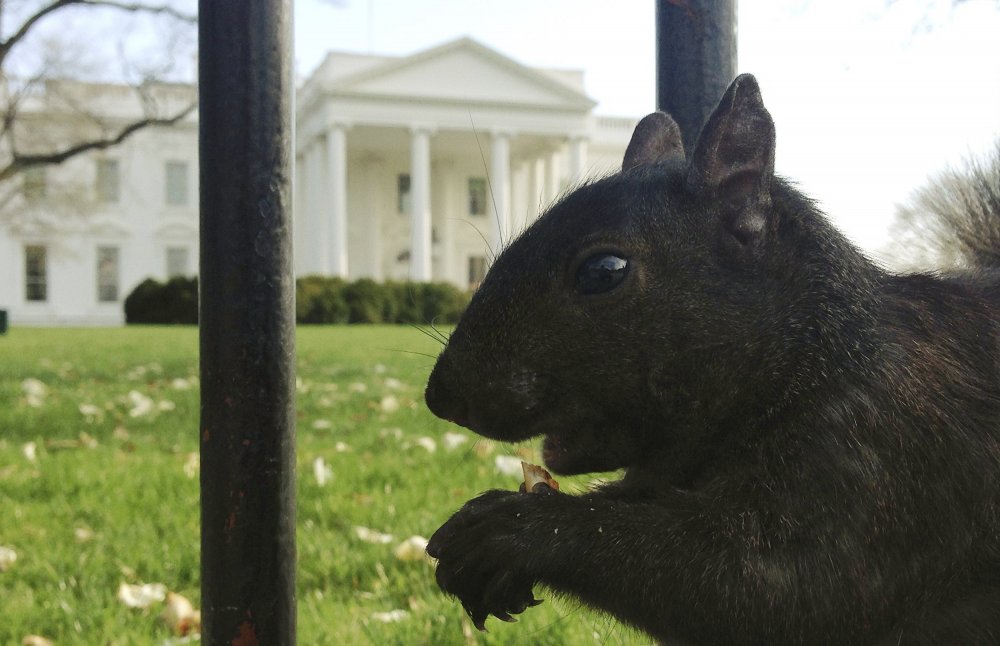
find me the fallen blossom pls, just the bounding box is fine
[348,382,368,393]
[127,391,155,418]
[22,442,37,463]
[494,454,523,478]
[79,403,103,421]
[157,400,176,412]
[384,377,404,390]
[160,592,201,636]
[442,432,468,451]
[74,527,96,543]
[371,609,408,623]
[182,453,199,479]
[311,419,332,430]
[21,636,54,646]
[313,457,333,486]
[335,441,350,452]
[118,582,167,609]
[373,363,387,375]
[379,395,399,413]
[354,526,394,545]
[414,436,437,453]
[22,378,47,407]
[170,378,194,390]
[0,545,17,571]
[393,536,430,562]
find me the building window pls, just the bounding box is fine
[25,245,47,302]
[468,255,487,290]
[165,161,188,206]
[96,159,120,203]
[166,247,190,277]
[468,177,487,216]
[97,246,120,302]
[397,174,411,213]
[22,166,46,202]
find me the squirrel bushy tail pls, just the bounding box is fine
[891,141,1000,270]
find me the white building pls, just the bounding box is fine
[0,38,636,326]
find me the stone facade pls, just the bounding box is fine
[0,38,636,326]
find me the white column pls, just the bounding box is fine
[530,156,547,220]
[489,131,512,253]
[409,127,432,282]
[363,155,383,281]
[326,123,349,278]
[293,152,306,275]
[567,135,589,186]
[544,149,561,205]
[307,142,329,274]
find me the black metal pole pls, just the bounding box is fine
[199,1,296,644]
[655,0,738,154]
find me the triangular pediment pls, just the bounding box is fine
[329,38,595,111]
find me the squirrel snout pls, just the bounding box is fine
[425,363,472,428]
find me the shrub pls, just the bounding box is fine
[125,274,470,325]
[124,276,198,324]
[296,275,349,324]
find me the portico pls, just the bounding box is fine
[294,37,634,289]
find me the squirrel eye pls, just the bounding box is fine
[576,254,629,294]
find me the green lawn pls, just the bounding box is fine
[0,326,647,645]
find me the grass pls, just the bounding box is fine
[0,326,649,645]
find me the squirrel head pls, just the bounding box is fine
[426,75,849,479]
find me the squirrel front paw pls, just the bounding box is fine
[426,489,554,630]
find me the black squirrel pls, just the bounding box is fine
[424,74,1000,645]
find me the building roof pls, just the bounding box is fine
[302,37,597,112]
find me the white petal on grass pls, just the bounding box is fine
[414,436,437,453]
[182,453,199,479]
[74,527,96,543]
[22,442,37,463]
[494,454,524,478]
[21,636,55,646]
[157,400,176,412]
[0,545,17,571]
[442,432,468,451]
[383,377,404,390]
[170,378,193,390]
[393,535,430,562]
[379,395,400,413]
[78,403,103,421]
[371,609,408,623]
[127,391,155,418]
[348,382,368,393]
[335,441,350,452]
[313,457,333,486]
[160,591,201,636]
[117,582,167,608]
[354,526,394,544]
[22,378,48,399]
[311,419,332,430]
[22,377,47,407]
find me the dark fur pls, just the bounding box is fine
[424,75,1000,645]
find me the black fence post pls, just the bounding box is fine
[198,1,296,644]
[655,0,738,154]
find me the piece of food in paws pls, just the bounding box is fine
[521,461,559,492]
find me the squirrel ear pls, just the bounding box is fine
[622,112,685,172]
[686,74,776,246]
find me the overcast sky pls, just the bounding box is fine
[293,0,1000,253]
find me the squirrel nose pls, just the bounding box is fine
[425,362,471,428]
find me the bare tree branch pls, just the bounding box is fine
[0,100,196,182]
[0,1,196,70]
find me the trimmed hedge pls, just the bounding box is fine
[124,274,470,325]
[124,276,199,324]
